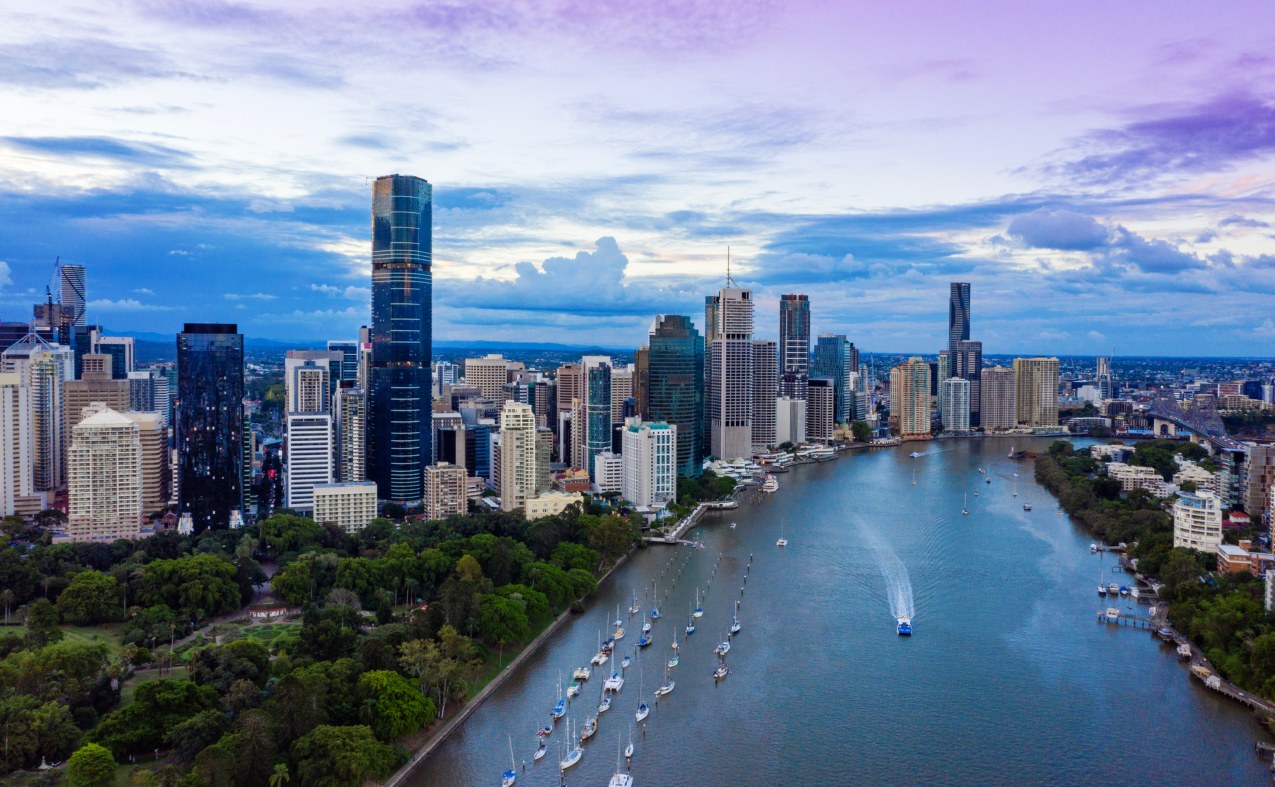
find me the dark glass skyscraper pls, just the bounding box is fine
[368,175,433,503]
[584,359,612,478]
[948,282,971,360]
[778,294,810,399]
[648,314,704,478]
[177,323,244,531]
[812,334,854,425]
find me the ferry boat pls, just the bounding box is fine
[761,475,779,494]
[897,616,912,636]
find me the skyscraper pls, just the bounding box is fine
[706,288,754,460]
[1013,357,1060,427]
[498,401,538,513]
[60,263,86,327]
[368,174,432,503]
[807,378,834,442]
[647,314,704,478]
[465,354,511,400]
[2,332,72,492]
[621,418,677,508]
[980,366,1017,432]
[94,336,134,379]
[0,373,32,516]
[948,282,971,360]
[335,386,367,482]
[177,323,244,531]
[889,357,932,439]
[285,351,334,512]
[778,294,810,399]
[582,356,612,479]
[752,340,778,452]
[954,339,983,427]
[812,334,854,425]
[67,408,141,542]
[327,340,360,384]
[941,378,970,433]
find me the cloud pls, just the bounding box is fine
[1254,319,1275,339]
[0,38,190,89]
[1219,214,1270,228]
[310,283,369,300]
[1108,227,1204,274]
[0,136,192,168]
[87,298,174,312]
[1086,330,1107,343]
[224,292,277,301]
[132,287,155,295]
[1006,209,1110,251]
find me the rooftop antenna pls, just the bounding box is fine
[726,246,734,288]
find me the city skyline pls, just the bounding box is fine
[1,2,1275,355]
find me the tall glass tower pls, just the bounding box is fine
[778,294,810,399]
[648,314,704,477]
[583,358,612,479]
[812,334,854,425]
[177,323,244,531]
[948,282,971,360]
[368,175,432,503]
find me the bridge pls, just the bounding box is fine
[1147,390,1243,452]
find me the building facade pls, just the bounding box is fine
[0,373,32,515]
[177,323,243,531]
[807,378,835,442]
[312,482,378,533]
[948,282,970,360]
[368,174,433,503]
[465,354,511,400]
[752,340,778,452]
[941,377,971,433]
[424,462,468,521]
[776,397,807,446]
[980,365,1017,431]
[67,408,141,542]
[954,339,982,427]
[583,357,612,479]
[1013,357,1060,427]
[621,418,677,508]
[890,357,932,439]
[707,288,754,460]
[778,294,810,400]
[1173,489,1223,551]
[812,334,856,426]
[647,314,704,478]
[498,401,538,513]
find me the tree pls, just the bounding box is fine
[135,554,240,621]
[189,639,271,693]
[851,420,873,443]
[24,598,63,648]
[165,708,228,763]
[355,670,433,741]
[290,725,400,787]
[477,594,529,652]
[66,742,116,787]
[0,695,81,772]
[57,570,122,625]
[89,679,220,756]
[586,515,637,565]
[398,639,440,701]
[270,763,291,787]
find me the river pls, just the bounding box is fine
[408,437,1271,785]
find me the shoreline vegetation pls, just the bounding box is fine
[1036,440,1275,733]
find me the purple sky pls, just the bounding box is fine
[1,0,1274,354]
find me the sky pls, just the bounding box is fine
[1,1,1274,355]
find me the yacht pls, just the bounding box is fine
[580,716,598,742]
[776,516,788,547]
[686,617,696,636]
[667,652,679,669]
[761,475,779,494]
[534,738,547,762]
[502,736,517,787]
[693,589,704,618]
[641,621,652,634]
[574,665,591,681]
[625,728,634,760]
[655,677,675,697]
[730,601,742,635]
[592,651,609,667]
[714,664,729,680]
[613,605,625,641]
[567,681,581,698]
[1108,583,1119,595]
[552,696,566,719]
[597,693,611,714]
[621,655,631,670]
[637,634,651,649]
[629,590,641,616]
[604,672,624,692]
[1119,585,1130,596]
[636,701,650,722]
[715,640,731,657]
[897,616,912,636]
[559,721,583,771]
[608,732,634,787]
[730,522,737,529]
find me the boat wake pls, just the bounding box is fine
[860,527,915,620]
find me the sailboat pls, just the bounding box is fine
[597,685,612,714]
[559,720,582,771]
[580,714,598,742]
[686,601,696,636]
[776,516,788,548]
[502,735,516,787]
[552,675,567,719]
[609,732,634,787]
[635,669,650,722]
[668,629,680,668]
[655,665,675,697]
[714,662,729,680]
[534,736,547,762]
[730,600,741,635]
[621,654,631,670]
[1008,444,1015,458]
[1012,479,1018,498]
[912,466,916,486]
[1098,568,1108,596]
[613,605,625,641]
[629,590,640,616]
[650,580,661,619]
[962,491,969,516]
[625,726,634,760]
[693,588,704,618]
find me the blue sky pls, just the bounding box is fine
[1,1,1274,355]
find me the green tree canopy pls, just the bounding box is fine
[66,742,116,787]
[355,670,433,740]
[289,725,401,787]
[57,570,122,625]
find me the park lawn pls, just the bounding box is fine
[60,623,125,656]
[237,620,301,649]
[119,665,189,707]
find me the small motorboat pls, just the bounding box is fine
[1106,607,1120,622]
[1090,543,1098,553]
[714,664,729,680]
[910,451,922,458]
[1108,583,1119,595]
[985,477,990,484]
[567,681,581,698]
[897,616,912,636]
[635,701,650,722]
[1023,504,1032,511]
[574,665,591,681]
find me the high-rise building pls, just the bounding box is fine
[65,354,130,434]
[1013,357,1060,427]
[67,408,141,542]
[177,323,244,531]
[93,336,134,379]
[465,354,511,401]
[889,357,932,438]
[60,264,87,327]
[555,363,582,424]
[2,333,72,492]
[752,340,778,452]
[807,378,834,442]
[611,367,634,423]
[368,174,432,504]
[0,373,32,515]
[335,386,367,482]
[498,401,538,513]
[941,378,970,433]
[954,339,983,427]
[1095,356,1114,400]
[812,334,856,426]
[312,482,378,533]
[327,340,360,384]
[778,294,811,399]
[706,288,754,460]
[948,282,970,360]
[128,369,170,426]
[633,347,649,420]
[425,462,468,521]
[1244,444,1275,527]
[1173,489,1222,551]
[647,315,704,478]
[285,414,333,512]
[594,451,623,493]
[981,366,1017,432]
[776,397,806,446]
[582,357,612,479]
[123,411,169,516]
[621,418,677,508]
[286,351,335,414]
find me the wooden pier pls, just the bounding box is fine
[1096,610,1160,629]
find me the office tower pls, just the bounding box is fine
[498,401,537,513]
[633,347,649,419]
[94,336,134,379]
[312,482,378,532]
[65,353,130,425]
[954,339,983,427]
[120,411,169,516]
[464,422,493,480]
[465,354,511,401]
[536,428,552,493]
[0,322,30,355]
[60,264,87,327]
[807,378,835,442]
[1096,356,1113,400]
[70,325,100,380]
[177,323,244,531]
[556,363,582,423]
[611,367,634,423]
[647,315,704,478]
[594,451,623,493]
[706,288,754,460]
[582,357,612,478]
[327,340,360,384]
[778,294,811,400]
[948,282,971,360]
[0,373,32,515]
[285,414,333,512]
[981,366,1017,432]
[425,462,468,521]
[67,408,141,542]
[368,174,432,504]
[2,333,71,491]
[775,398,807,446]
[752,340,778,452]
[1244,444,1275,527]
[335,386,367,482]
[812,334,854,425]
[128,369,170,426]
[621,418,677,508]
[941,378,971,433]
[529,379,553,428]
[889,357,932,438]
[285,351,336,413]
[937,350,950,417]
[1013,357,1060,427]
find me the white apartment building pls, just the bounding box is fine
[621,418,677,508]
[67,408,142,542]
[594,451,623,494]
[941,377,970,433]
[1173,489,1223,552]
[0,373,31,516]
[499,401,538,512]
[286,413,333,512]
[312,481,378,533]
[425,462,468,521]
[776,397,807,446]
[465,354,511,400]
